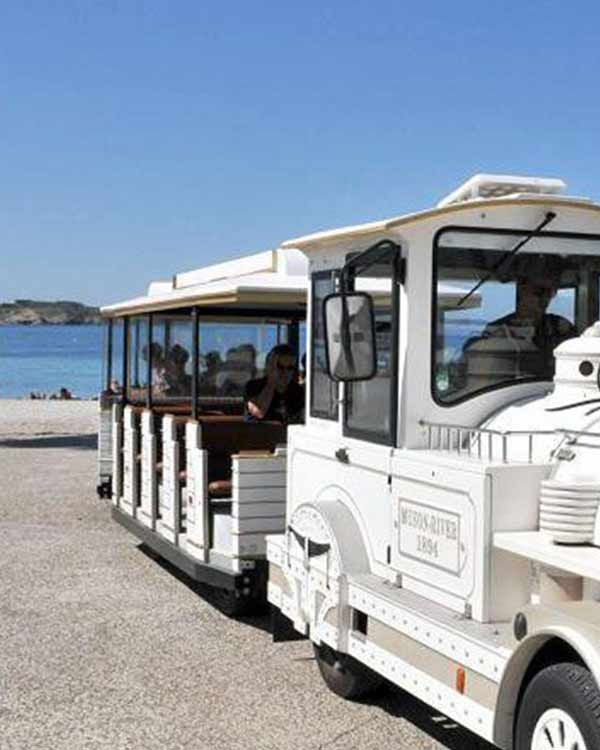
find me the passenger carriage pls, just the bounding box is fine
[98,248,306,613]
[267,174,600,749]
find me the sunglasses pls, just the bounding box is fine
[276,364,295,372]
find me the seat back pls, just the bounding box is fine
[198,420,287,483]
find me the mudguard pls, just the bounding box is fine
[494,601,600,749]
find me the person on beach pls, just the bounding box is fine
[244,344,304,424]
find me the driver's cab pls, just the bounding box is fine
[279,175,600,589]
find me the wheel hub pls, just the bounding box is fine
[531,708,587,750]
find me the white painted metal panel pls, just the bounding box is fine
[175,250,276,289]
[183,420,211,561]
[348,635,494,741]
[233,456,287,474]
[232,470,285,489]
[391,456,487,619]
[232,501,286,519]
[287,427,394,575]
[98,400,113,481]
[111,403,123,506]
[121,406,138,517]
[389,450,551,622]
[232,532,271,557]
[138,410,157,529]
[231,516,285,534]
[234,487,286,503]
[156,415,180,544]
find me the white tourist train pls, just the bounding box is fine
[98,247,307,613]
[96,244,472,613]
[267,174,600,749]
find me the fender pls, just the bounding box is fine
[494,612,600,749]
[287,499,371,651]
[288,498,370,577]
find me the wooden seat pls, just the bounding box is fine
[199,419,287,500]
[208,479,232,498]
[126,398,245,418]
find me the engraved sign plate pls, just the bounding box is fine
[398,498,461,574]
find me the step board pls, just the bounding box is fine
[348,573,513,683]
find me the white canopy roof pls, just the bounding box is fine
[281,174,599,251]
[102,248,308,317]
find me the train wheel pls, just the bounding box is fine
[515,663,600,750]
[313,642,384,700]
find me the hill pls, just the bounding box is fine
[0,299,101,325]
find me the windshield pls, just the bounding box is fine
[433,228,600,405]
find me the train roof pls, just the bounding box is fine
[101,248,308,317]
[281,174,600,251]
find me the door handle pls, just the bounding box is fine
[335,447,349,464]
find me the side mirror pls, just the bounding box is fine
[323,292,377,381]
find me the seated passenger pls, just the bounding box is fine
[218,344,256,395]
[142,342,168,397]
[244,344,304,424]
[165,344,192,397]
[199,351,221,395]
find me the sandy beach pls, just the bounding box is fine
[0,402,489,750]
[0,399,98,437]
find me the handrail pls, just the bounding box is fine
[419,420,556,464]
[420,420,600,464]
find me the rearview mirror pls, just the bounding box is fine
[323,292,377,381]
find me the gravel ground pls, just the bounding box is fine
[0,405,493,750]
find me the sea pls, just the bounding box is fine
[0,325,103,399]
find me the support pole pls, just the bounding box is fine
[192,307,199,420]
[146,314,153,410]
[122,317,129,406]
[105,318,113,392]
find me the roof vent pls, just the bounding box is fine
[437,173,566,208]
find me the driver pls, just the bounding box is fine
[244,344,304,424]
[464,259,575,379]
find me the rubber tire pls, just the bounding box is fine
[313,643,384,700]
[96,481,111,499]
[515,663,600,750]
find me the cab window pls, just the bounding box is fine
[344,246,399,444]
[311,272,339,420]
[433,228,600,405]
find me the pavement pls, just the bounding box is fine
[0,411,494,749]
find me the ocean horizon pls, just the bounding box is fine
[0,324,103,399]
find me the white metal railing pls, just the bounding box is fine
[420,420,600,464]
[419,420,556,464]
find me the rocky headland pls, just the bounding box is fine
[0,299,101,325]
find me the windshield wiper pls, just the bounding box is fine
[545,398,600,413]
[457,211,557,308]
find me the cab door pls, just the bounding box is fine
[335,243,402,569]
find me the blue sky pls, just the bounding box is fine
[1,1,600,305]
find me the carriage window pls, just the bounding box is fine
[110,319,125,394]
[433,229,600,405]
[197,319,288,399]
[311,272,339,420]
[345,248,398,444]
[150,316,194,401]
[126,316,150,403]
